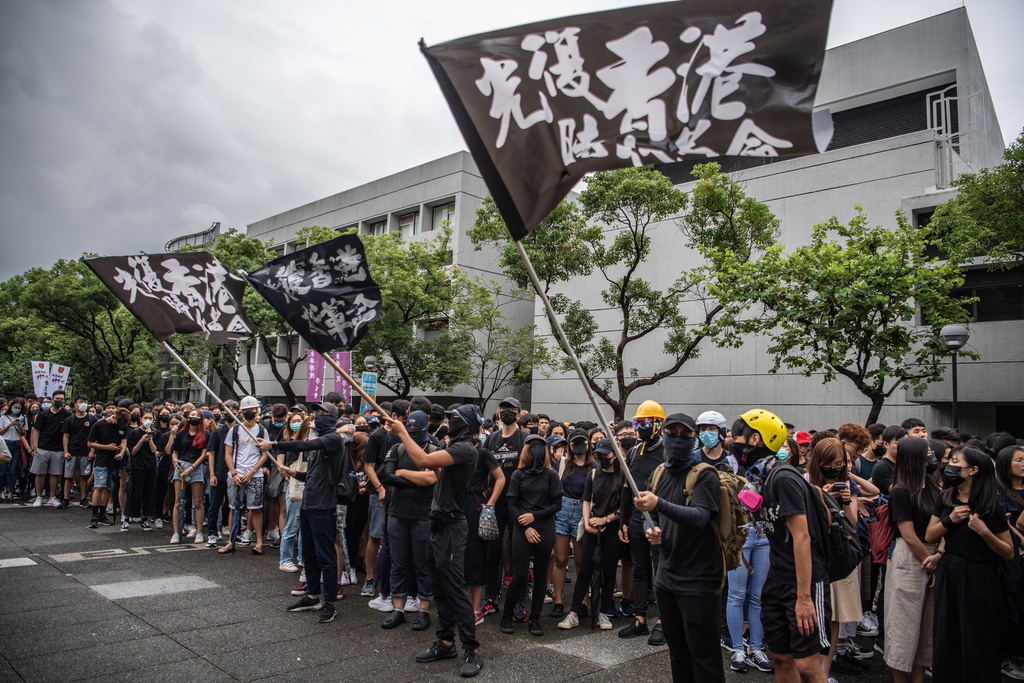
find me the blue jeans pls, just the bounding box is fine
[388,515,434,601]
[300,507,338,603]
[207,479,226,537]
[0,440,17,494]
[727,528,770,651]
[280,496,302,566]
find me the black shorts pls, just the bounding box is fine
[761,576,831,659]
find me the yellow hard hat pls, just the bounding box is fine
[740,409,787,452]
[632,400,666,420]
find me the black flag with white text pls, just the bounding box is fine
[85,253,254,343]
[243,234,382,353]
[421,0,834,240]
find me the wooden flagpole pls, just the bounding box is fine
[320,352,386,417]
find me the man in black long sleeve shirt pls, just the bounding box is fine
[636,413,725,683]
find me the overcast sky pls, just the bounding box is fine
[1,0,1021,281]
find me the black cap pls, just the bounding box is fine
[407,410,429,430]
[498,396,521,410]
[664,412,697,432]
[594,439,615,455]
[524,433,546,446]
[291,403,307,413]
[454,404,483,430]
[308,402,339,417]
[568,427,589,443]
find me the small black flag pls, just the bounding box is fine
[85,253,254,343]
[243,234,382,353]
[422,0,834,240]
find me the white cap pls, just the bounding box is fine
[239,396,260,410]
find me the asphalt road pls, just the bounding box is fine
[0,501,892,682]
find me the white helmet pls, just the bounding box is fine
[239,396,260,410]
[696,410,728,430]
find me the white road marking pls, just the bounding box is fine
[0,557,37,568]
[89,575,219,600]
[49,544,209,563]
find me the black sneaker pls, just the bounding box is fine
[381,610,406,629]
[412,611,431,632]
[318,602,336,623]
[87,519,99,529]
[78,500,91,509]
[57,498,70,509]
[287,595,321,612]
[97,516,113,526]
[618,618,649,639]
[528,619,544,636]
[549,603,565,619]
[460,650,483,678]
[499,616,515,634]
[647,621,665,646]
[415,640,458,663]
[512,601,528,622]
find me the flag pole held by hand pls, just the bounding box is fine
[321,352,385,417]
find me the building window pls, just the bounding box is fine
[421,317,448,341]
[431,202,455,232]
[955,267,1024,322]
[269,244,285,257]
[277,335,300,361]
[369,219,387,236]
[399,212,419,238]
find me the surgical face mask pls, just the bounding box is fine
[618,436,637,452]
[290,422,302,432]
[872,444,886,459]
[943,464,966,488]
[499,409,518,426]
[41,402,51,411]
[188,417,201,426]
[242,410,257,422]
[76,403,88,413]
[11,407,20,415]
[926,454,940,474]
[570,442,588,456]
[53,400,64,409]
[598,455,614,470]
[273,421,285,428]
[699,430,719,448]
[820,466,844,481]
[142,419,153,428]
[776,447,790,462]
[30,408,39,415]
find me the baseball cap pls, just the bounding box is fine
[498,397,521,410]
[664,413,698,432]
[308,402,339,417]
[795,430,812,444]
[407,410,429,431]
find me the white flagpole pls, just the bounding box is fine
[160,341,284,472]
[513,240,655,529]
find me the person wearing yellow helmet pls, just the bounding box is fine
[730,409,788,475]
[617,399,667,646]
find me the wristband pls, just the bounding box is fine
[941,515,955,530]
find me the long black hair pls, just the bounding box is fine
[995,445,1024,510]
[942,446,999,516]
[894,437,938,517]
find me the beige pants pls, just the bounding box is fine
[883,537,935,672]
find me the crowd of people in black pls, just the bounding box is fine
[1,389,1021,682]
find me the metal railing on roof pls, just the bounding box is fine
[165,222,221,253]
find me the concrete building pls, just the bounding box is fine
[530,8,1020,435]
[245,151,533,412]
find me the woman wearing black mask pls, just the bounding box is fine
[550,429,595,619]
[169,409,209,544]
[501,434,562,636]
[559,439,623,630]
[883,437,940,683]
[926,447,1014,683]
[996,445,1024,677]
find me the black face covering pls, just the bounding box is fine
[662,433,697,471]
[637,425,654,443]
[820,466,845,481]
[872,444,887,459]
[527,443,547,472]
[618,436,637,452]
[159,415,170,423]
[188,417,201,426]
[598,455,614,470]
[314,414,337,436]
[447,418,468,442]
[242,410,257,422]
[570,442,588,456]
[943,464,966,488]
[499,410,517,426]
[408,426,430,448]
[926,454,940,474]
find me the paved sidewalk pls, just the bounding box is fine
[0,502,890,682]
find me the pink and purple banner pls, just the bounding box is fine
[332,352,351,405]
[305,350,325,403]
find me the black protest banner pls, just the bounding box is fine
[243,234,382,353]
[85,253,254,343]
[422,0,834,240]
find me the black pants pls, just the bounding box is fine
[629,522,660,619]
[464,493,487,586]
[428,518,479,650]
[570,524,621,614]
[485,499,510,600]
[126,468,157,519]
[155,456,172,518]
[301,507,338,604]
[932,553,1002,683]
[504,520,555,620]
[344,492,369,572]
[656,587,726,683]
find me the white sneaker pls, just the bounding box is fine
[405,597,421,613]
[238,530,252,545]
[598,613,612,630]
[206,536,218,547]
[348,568,358,585]
[558,612,579,629]
[195,533,204,544]
[47,496,61,507]
[279,561,300,573]
[220,525,230,536]
[267,528,281,542]
[106,504,114,514]
[32,497,43,507]
[186,525,196,538]
[169,533,180,544]
[340,569,353,585]
[154,518,164,529]
[368,595,394,612]
[544,584,555,604]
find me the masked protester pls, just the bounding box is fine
[696,411,737,474]
[550,428,593,619]
[618,400,666,645]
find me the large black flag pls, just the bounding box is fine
[422,0,834,240]
[243,234,382,353]
[85,253,254,343]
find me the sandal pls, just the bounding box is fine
[218,545,235,554]
[251,546,263,555]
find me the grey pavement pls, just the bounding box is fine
[0,502,891,682]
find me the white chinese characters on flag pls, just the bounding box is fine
[30,361,50,397]
[421,0,834,239]
[48,364,71,395]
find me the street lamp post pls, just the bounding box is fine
[939,324,970,431]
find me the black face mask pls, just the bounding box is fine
[820,466,844,481]
[188,417,201,426]
[224,413,235,423]
[130,414,140,423]
[926,455,940,474]
[159,415,170,423]
[663,434,697,471]
[943,464,966,488]
[447,418,468,442]
[732,442,754,463]
[527,443,546,472]
[570,442,588,456]
[618,436,637,452]
[598,456,614,470]
[528,425,539,435]
[872,444,887,459]
[242,410,257,422]
[499,410,518,426]
[53,400,64,410]
[314,414,337,436]
[637,425,655,443]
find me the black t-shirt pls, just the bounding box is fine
[207,424,229,478]
[871,458,897,496]
[430,439,478,521]
[1000,489,1024,529]
[364,427,398,477]
[560,463,590,500]
[383,444,435,520]
[762,465,828,583]
[88,419,127,469]
[172,430,205,464]
[34,408,68,451]
[889,483,937,542]
[62,413,97,457]
[932,494,1009,563]
[484,429,526,501]
[653,464,722,596]
[468,446,500,498]
[508,468,562,521]
[584,468,624,519]
[126,427,158,470]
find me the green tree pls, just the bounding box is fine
[929,129,1024,267]
[713,208,974,425]
[470,164,776,420]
